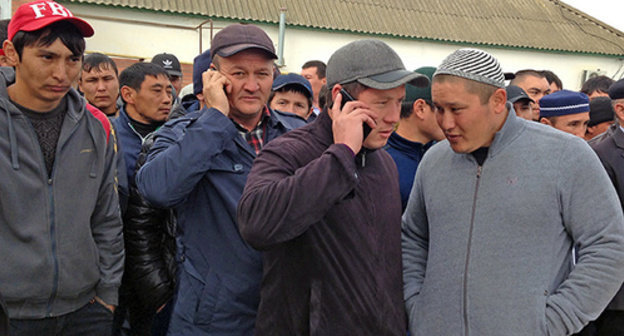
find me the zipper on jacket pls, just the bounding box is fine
[463,165,482,336]
[45,177,59,317]
[127,122,158,145]
[22,118,62,317]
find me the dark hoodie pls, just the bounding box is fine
[0,67,124,319]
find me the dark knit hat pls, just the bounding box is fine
[192,49,211,96]
[435,48,505,88]
[539,90,589,118]
[272,73,313,98]
[405,66,436,103]
[609,78,624,100]
[588,96,615,126]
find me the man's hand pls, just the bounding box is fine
[202,69,231,115]
[329,92,376,154]
[94,296,116,313]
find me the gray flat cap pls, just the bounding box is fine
[326,39,429,90]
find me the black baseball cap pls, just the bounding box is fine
[151,53,182,77]
[506,85,534,104]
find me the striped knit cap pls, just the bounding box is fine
[434,48,505,88]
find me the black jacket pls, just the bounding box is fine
[122,132,178,327]
[0,292,8,336]
[591,125,624,310]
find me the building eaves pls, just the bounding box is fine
[60,0,624,57]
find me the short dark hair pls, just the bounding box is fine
[119,62,169,92]
[324,81,367,109]
[400,101,414,119]
[400,99,434,119]
[12,21,85,60]
[581,75,614,96]
[541,70,562,90]
[510,69,545,86]
[302,60,326,79]
[83,53,119,77]
[268,84,313,110]
[318,84,328,110]
[0,19,10,43]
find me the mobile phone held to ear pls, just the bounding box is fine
[339,88,372,140]
[209,66,228,95]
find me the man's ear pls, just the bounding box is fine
[330,84,342,104]
[328,84,342,120]
[540,117,552,126]
[412,99,427,120]
[120,86,135,105]
[490,88,507,114]
[614,101,624,122]
[3,40,19,67]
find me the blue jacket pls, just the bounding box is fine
[385,132,434,211]
[136,107,304,335]
[112,107,161,187]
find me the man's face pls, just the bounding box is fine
[79,65,119,116]
[9,38,82,110]
[218,50,274,120]
[418,100,445,141]
[301,66,326,104]
[168,74,182,96]
[513,100,536,121]
[432,79,502,153]
[270,89,311,119]
[358,85,404,149]
[126,74,172,124]
[515,75,551,115]
[585,121,613,141]
[542,112,589,138]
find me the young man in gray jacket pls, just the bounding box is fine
[402,48,624,336]
[0,2,124,335]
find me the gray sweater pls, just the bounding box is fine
[402,109,624,335]
[0,68,124,319]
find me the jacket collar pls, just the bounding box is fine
[612,125,624,150]
[484,102,526,159]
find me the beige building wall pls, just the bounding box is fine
[68,3,624,91]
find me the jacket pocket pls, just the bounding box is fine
[176,260,223,328]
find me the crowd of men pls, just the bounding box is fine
[2,1,624,336]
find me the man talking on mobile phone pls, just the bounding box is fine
[236,39,428,335]
[135,23,305,335]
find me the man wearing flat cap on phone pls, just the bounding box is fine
[136,23,304,335]
[237,39,429,335]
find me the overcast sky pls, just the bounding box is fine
[562,0,624,33]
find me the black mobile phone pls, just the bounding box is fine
[339,88,372,139]
[209,65,228,95]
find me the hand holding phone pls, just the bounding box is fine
[202,66,230,115]
[339,88,373,140]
